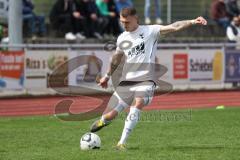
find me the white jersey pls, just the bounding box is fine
[116,25,161,82]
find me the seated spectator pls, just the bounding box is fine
[211,0,231,29]
[107,0,123,34]
[144,0,162,24]
[114,0,133,14]
[79,0,106,39]
[0,24,9,44]
[0,25,3,41]
[0,24,9,51]
[49,0,87,40]
[225,0,240,19]
[227,16,240,42]
[96,0,122,37]
[22,0,46,38]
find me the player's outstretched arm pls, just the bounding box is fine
[160,16,207,35]
[98,52,124,88]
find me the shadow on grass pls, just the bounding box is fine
[127,146,140,150]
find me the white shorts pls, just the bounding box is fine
[107,81,155,113]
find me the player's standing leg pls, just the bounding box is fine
[116,97,144,150]
[117,82,155,150]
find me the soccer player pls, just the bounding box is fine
[90,7,207,150]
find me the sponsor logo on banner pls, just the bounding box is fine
[225,50,240,82]
[189,50,223,82]
[25,51,69,88]
[0,51,24,89]
[156,50,189,84]
[173,54,188,79]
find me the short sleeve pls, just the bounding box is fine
[116,35,124,54]
[150,25,161,38]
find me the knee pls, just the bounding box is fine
[134,97,145,110]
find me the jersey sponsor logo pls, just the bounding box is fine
[128,42,145,57]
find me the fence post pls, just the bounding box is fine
[9,0,23,50]
[167,0,172,24]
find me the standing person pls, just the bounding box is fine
[144,0,162,24]
[90,7,207,150]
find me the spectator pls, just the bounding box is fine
[144,0,162,24]
[49,0,87,40]
[79,0,106,39]
[107,0,123,34]
[225,0,240,19]
[96,0,122,36]
[114,0,133,14]
[0,24,8,44]
[0,25,3,41]
[227,16,240,41]
[0,24,9,51]
[211,0,231,29]
[22,0,46,38]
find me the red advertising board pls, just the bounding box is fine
[173,54,188,79]
[0,51,24,89]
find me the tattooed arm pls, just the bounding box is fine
[98,51,124,88]
[160,16,207,35]
[106,52,124,76]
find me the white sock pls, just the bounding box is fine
[119,107,141,144]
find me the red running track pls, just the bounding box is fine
[0,91,240,117]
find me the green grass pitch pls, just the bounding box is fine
[1,108,240,160]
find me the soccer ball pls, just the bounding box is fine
[80,132,101,150]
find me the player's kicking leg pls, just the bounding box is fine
[90,110,118,132]
[90,91,131,132]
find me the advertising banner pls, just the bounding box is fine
[225,50,240,82]
[189,49,224,83]
[25,50,69,88]
[0,50,24,89]
[156,50,189,84]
